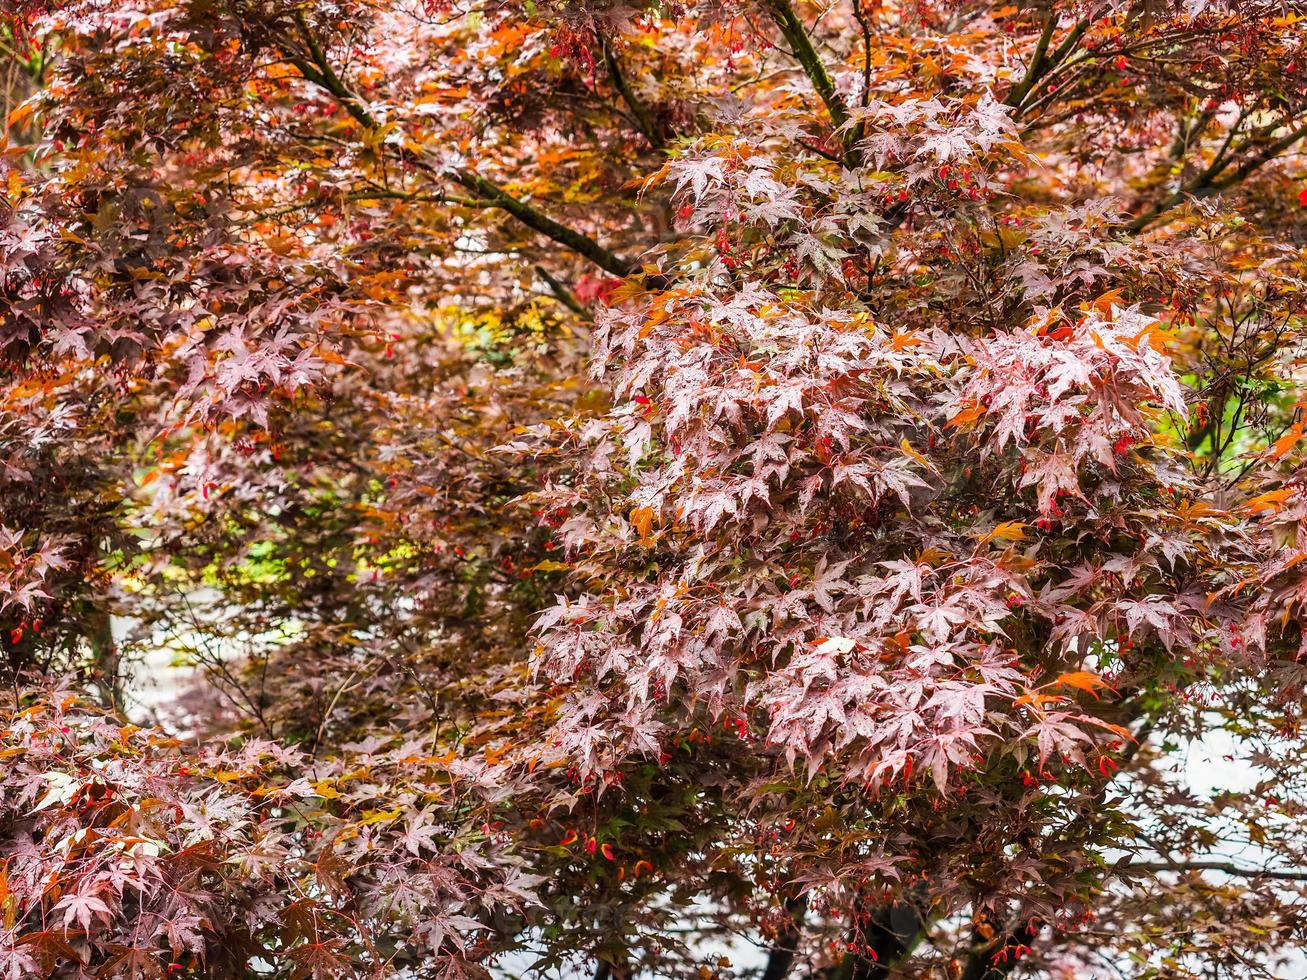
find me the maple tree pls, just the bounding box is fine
[4,0,1307,977]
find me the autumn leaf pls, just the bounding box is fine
[1244,489,1294,514]
[54,892,112,931]
[1270,425,1303,460]
[977,521,1026,545]
[1053,671,1116,700]
[947,400,986,429]
[631,506,657,545]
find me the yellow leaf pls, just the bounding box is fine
[1082,288,1126,318]
[915,547,948,566]
[947,400,985,429]
[631,506,656,544]
[6,99,36,131]
[530,559,571,572]
[1027,308,1061,334]
[362,120,398,150]
[1016,692,1066,708]
[979,521,1026,545]
[1271,422,1304,461]
[1054,671,1115,699]
[899,438,939,475]
[1244,489,1293,515]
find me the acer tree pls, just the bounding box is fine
[4,0,1307,978]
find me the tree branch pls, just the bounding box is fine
[761,894,808,980]
[1127,118,1307,233]
[287,17,639,279]
[762,0,853,152]
[959,921,1039,980]
[1125,860,1307,881]
[602,39,665,150]
[825,895,929,979]
[1005,12,1057,109]
[851,0,873,110]
[534,264,589,319]
[451,171,635,279]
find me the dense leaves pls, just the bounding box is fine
[4,0,1307,977]
[0,692,539,978]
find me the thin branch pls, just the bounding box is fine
[602,39,665,150]
[959,921,1039,980]
[535,264,589,319]
[286,17,639,279]
[451,170,635,279]
[309,667,362,756]
[1126,860,1307,881]
[1009,17,1093,123]
[1127,118,1307,232]
[798,138,844,163]
[851,0,873,109]
[1016,17,1091,111]
[231,190,495,228]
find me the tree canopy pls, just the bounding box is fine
[4,0,1307,977]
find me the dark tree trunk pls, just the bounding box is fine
[960,921,1040,980]
[761,895,809,980]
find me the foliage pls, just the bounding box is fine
[0,692,539,979]
[3,0,1307,977]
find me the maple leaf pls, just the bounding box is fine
[8,2,1307,977]
[54,891,112,932]
[287,939,352,980]
[1053,672,1116,700]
